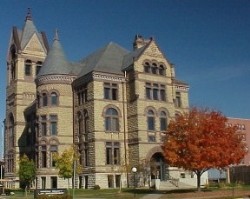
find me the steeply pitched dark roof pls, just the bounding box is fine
[78,42,129,77]
[122,44,148,70]
[13,9,48,52]
[37,31,71,76]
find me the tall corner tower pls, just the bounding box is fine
[4,9,48,186]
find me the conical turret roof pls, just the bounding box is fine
[38,30,70,76]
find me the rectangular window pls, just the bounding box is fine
[25,65,31,76]
[153,84,159,100]
[41,146,47,168]
[77,86,88,105]
[114,142,120,165]
[51,177,57,189]
[41,115,47,136]
[106,142,120,165]
[106,142,112,165]
[104,83,118,100]
[108,175,114,188]
[50,115,57,136]
[175,92,181,107]
[41,177,46,189]
[145,82,166,101]
[160,85,166,101]
[146,83,151,99]
[84,143,89,166]
[50,145,58,167]
[115,175,121,188]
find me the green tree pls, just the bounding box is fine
[162,107,246,191]
[54,146,82,188]
[18,155,36,195]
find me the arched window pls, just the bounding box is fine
[25,60,32,76]
[51,92,58,106]
[160,111,167,131]
[42,93,48,107]
[147,110,155,131]
[151,63,158,74]
[144,62,150,73]
[159,65,165,76]
[36,61,42,75]
[105,108,119,132]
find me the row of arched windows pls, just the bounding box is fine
[144,60,166,76]
[147,109,168,131]
[77,107,168,134]
[37,91,59,107]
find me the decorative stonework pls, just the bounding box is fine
[175,85,189,91]
[23,92,35,100]
[143,43,165,59]
[25,34,45,53]
[93,72,125,82]
[36,74,76,86]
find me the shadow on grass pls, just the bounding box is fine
[122,188,209,195]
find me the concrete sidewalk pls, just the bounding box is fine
[140,194,162,199]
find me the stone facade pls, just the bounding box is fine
[4,13,192,189]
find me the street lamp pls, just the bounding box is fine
[131,167,137,198]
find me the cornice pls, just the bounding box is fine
[36,74,76,86]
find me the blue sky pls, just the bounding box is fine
[0,0,250,156]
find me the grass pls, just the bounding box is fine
[2,185,250,199]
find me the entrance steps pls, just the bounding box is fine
[159,180,196,190]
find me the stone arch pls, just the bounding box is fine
[145,146,168,180]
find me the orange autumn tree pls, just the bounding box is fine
[162,107,246,191]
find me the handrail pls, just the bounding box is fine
[165,173,179,187]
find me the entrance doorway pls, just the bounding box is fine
[150,153,168,181]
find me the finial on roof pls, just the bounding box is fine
[25,8,32,21]
[54,29,59,41]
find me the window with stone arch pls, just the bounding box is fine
[159,63,165,76]
[50,91,59,106]
[147,109,155,131]
[25,59,32,76]
[143,60,166,76]
[104,107,119,132]
[144,61,151,73]
[159,110,168,131]
[41,92,48,107]
[36,61,42,75]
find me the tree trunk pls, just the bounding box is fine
[196,171,201,192]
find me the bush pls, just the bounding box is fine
[37,194,72,199]
[93,185,100,190]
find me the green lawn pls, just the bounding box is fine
[2,186,250,199]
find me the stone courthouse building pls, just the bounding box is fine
[4,11,192,189]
